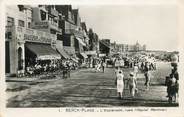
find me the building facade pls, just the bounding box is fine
[5,5,60,75]
[116,41,146,53]
[99,39,110,56]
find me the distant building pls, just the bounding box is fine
[99,39,110,56]
[115,41,146,53]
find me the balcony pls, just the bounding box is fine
[48,20,58,31]
[64,21,77,34]
[48,8,59,17]
[6,26,14,32]
[32,21,59,32]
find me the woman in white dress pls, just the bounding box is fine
[116,70,124,99]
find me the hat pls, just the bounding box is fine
[118,70,123,74]
[130,72,134,76]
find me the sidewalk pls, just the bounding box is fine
[6,69,80,82]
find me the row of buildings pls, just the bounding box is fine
[5,5,103,75]
[5,5,146,76]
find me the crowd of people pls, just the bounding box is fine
[23,52,179,104]
[24,59,79,78]
[113,54,179,104]
[114,56,155,99]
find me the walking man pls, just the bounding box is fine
[102,61,106,73]
[144,62,151,90]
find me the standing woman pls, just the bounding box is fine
[144,62,151,90]
[128,72,137,97]
[115,70,124,99]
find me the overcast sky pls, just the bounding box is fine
[74,5,178,51]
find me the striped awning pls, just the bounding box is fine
[26,43,61,60]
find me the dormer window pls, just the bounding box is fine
[18,5,24,12]
[40,10,46,21]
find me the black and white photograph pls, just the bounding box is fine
[1,0,184,116]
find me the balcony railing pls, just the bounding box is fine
[32,21,59,31]
[6,25,14,32]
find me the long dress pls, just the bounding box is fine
[116,73,124,93]
[128,76,137,96]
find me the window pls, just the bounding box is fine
[28,22,31,28]
[7,17,14,26]
[5,32,12,39]
[18,20,25,27]
[57,34,62,41]
[48,15,52,21]
[40,10,46,20]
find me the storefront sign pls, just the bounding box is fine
[24,34,51,43]
[15,26,55,44]
[32,22,49,29]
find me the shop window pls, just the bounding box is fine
[18,20,25,27]
[6,17,14,26]
[40,10,46,21]
[18,47,23,70]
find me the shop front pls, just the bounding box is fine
[7,26,60,76]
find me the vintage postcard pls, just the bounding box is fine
[0,0,184,117]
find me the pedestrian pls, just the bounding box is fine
[66,61,71,78]
[144,62,151,90]
[167,74,178,103]
[133,64,139,77]
[102,61,106,73]
[115,66,121,76]
[115,70,124,99]
[63,62,68,79]
[127,72,137,98]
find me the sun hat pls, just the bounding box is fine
[130,72,134,76]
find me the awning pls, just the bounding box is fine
[56,43,70,59]
[26,43,61,60]
[71,58,78,63]
[85,51,97,55]
[99,41,110,49]
[99,54,106,57]
[75,37,86,46]
[80,53,88,59]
